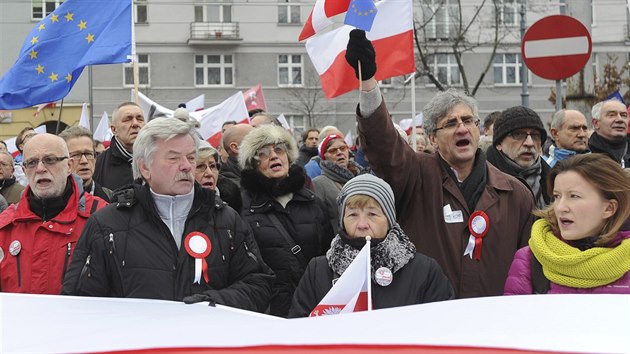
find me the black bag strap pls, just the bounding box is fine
[90,199,99,214]
[267,213,307,267]
[530,253,550,294]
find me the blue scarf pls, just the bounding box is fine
[546,148,577,167]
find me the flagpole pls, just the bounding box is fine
[130,0,139,104]
[407,73,417,150]
[365,236,372,312]
[88,65,94,132]
[55,99,64,134]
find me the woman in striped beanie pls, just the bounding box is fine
[289,174,454,317]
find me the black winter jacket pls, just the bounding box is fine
[288,254,454,318]
[62,183,274,313]
[240,165,335,317]
[93,136,134,191]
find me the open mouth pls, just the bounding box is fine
[559,217,574,227]
[269,162,283,171]
[36,178,52,187]
[202,181,214,188]
[455,138,471,148]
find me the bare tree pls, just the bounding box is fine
[593,54,630,103]
[280,70,333,128]
[413,0,506,96]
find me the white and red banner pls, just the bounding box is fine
[299,0,350,41]
[305,0,415,99]
[195,91,249,147]
[243,84,268,112]
[93,111,113,142]
[185,94,206,112]
[310,240,371,317]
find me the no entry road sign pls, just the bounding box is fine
[521,15,592,81]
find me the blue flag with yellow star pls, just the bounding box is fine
[344,0,378,32]
[0,0,132,109]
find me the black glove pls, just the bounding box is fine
[345,29,376,80]
[183,293,216,306]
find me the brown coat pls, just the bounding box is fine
[0,180,25,205]
[357,101,534,298]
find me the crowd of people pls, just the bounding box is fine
[1,30,629,317]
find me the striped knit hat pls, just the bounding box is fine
[337,174,396,229]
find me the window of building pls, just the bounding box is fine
[278,0,300,24]
[195,54,234,86]
[278,55,303,86]
[496,0,518,26]
[493,53,523,85]
[422,0,457,40]
[124,54,150,87]
[195,2,232,22]
[135,0,148,24]
[428,54,461,86]
[285,115,305,131]
[32,0,64,20]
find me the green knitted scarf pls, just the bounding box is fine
[529,219,630,288]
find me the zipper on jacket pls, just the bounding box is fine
[107,233,126,297]
[61,242,71,283]
[83,255,92,278]
[108,234,116,255]
[227,229,235,252]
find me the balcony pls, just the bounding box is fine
[188,22,242,45]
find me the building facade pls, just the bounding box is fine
[1,0,629,141]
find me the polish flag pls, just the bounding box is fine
[191,91,249,147]
[93,111,113,142]
[185,94,206,112]
[135,91,173,121]
[305,0,415,99]
[299,0,350,41]
[310,240,372,317]
[242,84,268,112]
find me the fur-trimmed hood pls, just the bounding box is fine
[238,125,299,171]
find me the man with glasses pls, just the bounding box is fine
[588,99,629,167]
[345,29,534,298]
[0,152,25,204]
[59,126,112,202]
[545,109,590,168]
[0,133,106,294]
[486,106,550,208]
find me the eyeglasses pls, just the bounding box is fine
[255,143,288,161]
[326,145,348,155]
[69,151,95,161]
[23,156,68,170]
[434,116,479,133]
[507,130,542,143]
[196,162,220,173]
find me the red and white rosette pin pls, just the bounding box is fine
[184,232,212,284]
[463,211,489,261]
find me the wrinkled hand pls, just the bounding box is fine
[345,29,376,81]
[183,293,217,306]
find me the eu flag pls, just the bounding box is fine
[0,0,132,110]
[344,0,378,32]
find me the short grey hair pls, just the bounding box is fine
[132,118,200,180]
[422,89,479,134]
[58,126,94,144]
[591,99,625,121]
[550,110,566,130]
[112,101,142,125]
[0,151,14,165]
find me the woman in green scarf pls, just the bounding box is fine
[504,153,630,294]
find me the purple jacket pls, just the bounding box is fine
[504,231,630,295]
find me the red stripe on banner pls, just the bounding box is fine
[319,30,415,99]
[97,344,571,354]
[324,0,350,16]
[353,291,368,312]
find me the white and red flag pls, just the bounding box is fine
[299,0,351,41]
[185,94,206,112]
[242,84,268,112]
[310,239,372,317]
[193,91,249,147]
[305,0,414,99]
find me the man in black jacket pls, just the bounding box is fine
[93,102,145,191]
[63,118,273,312]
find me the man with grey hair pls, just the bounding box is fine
[0,133,106,294]
[0,151,25,204]
[94,101,145,191]
[545,109,590,167]
[59,126,112,202]
[63,118,273,312]
[345,30,534,298]
[588,99,629,167]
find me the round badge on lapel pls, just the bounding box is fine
[9,240,21,256]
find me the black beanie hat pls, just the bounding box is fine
[493,106,547,146]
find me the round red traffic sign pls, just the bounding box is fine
[521,15,592,80]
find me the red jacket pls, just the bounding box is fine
[0,176,106,294]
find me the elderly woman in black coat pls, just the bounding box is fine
[289,174,454,317]
[238,124,334,317]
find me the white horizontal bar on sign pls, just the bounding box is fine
[524,36,589,59]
